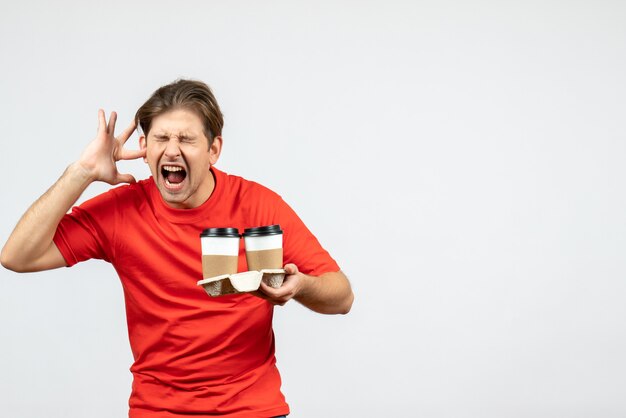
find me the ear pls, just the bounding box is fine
[209,136,223,165]
[139,135,148,163]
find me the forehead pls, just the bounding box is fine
[149,109,205,136]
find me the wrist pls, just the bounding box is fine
[294,272,313,299]
[67,161,97,185]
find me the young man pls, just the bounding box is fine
[1,79,353,417]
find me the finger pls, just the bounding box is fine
[251,290,270,300]
[113,173,137,185]
[118,119,137,144]
[259,282,279,296]
[258,281,274,295]
[98,109,106,133]
[254,287,289,306]
[107,111,118,135]
[283,263,298,275]
[257,283,284,300]
[251,290,279,304]
[259,281,291,299]
[120,148,146,161]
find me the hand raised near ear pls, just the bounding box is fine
[77,110,146,185]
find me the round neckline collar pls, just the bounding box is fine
[149,166,225,224]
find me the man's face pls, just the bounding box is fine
[140,109,221,209]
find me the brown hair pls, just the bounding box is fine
[135,79,224,145]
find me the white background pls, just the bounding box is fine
[1,1,626,417]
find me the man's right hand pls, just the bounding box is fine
[1,110,146,272]
[77,110,146,185]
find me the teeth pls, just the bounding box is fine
[163,165,184,172]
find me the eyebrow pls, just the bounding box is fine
[151,132,197,139]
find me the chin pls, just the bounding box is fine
[156,186,187,205]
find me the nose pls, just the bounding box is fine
[164,138,181,159]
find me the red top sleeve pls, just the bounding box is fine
[275,197,340,277]
[53,191,118,266]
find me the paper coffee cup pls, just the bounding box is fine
[200,227,240,279]
[243,225,283,271]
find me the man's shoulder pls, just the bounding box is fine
[82,178,153,210]
[109,178,153,201]
[217,168,282,201]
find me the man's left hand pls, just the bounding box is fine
[256,263,304,306]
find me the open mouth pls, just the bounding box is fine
[161,165,187,188]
